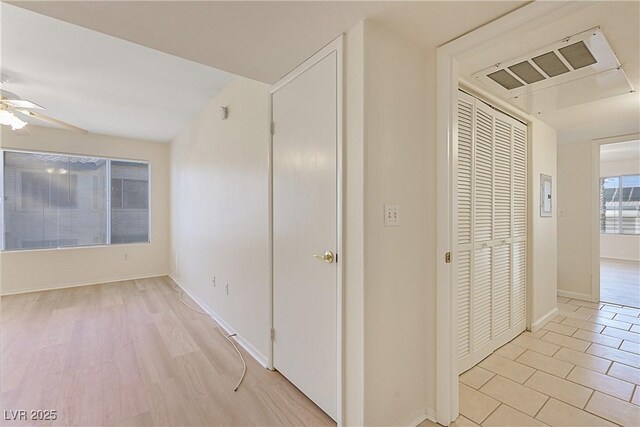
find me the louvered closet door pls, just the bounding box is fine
[456,93,474,368]
[493,115,512,338]
[472,101,494,357]
[456,91,527,373]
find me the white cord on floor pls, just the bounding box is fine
[170,281,247,392]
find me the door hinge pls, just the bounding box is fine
[270,327,275,340]
[445,252,451,264]
[270,122,275,136]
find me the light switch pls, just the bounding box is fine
[384,204,400,226]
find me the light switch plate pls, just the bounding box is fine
[384,204,400,226]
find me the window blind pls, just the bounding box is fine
[2,151,150,251]
[3,152,107,250]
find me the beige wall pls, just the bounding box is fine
[529,119,558,330]
[600,157,640,261]
[557,142,593,300]
[0,126,170,295]
[170,76,271,361]
[363,22,432,425]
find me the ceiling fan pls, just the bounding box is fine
[0,89,88,134]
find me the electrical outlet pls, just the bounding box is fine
[123,253,129,261]
[225,283,229,296]
[384,204,400,226]
[212,276,216,287]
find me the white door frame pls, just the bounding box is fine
[590,132,640,303]
[435,2,588,424]
[267,36,345,426]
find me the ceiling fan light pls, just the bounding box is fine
[0,109,27,130]
[11,116,27,130]
[0,109,14,126]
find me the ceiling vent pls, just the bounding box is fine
[472,28,634,114]
[531,52,569,78]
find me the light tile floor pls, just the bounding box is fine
[456,297,640,426]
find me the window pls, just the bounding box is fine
[111,161,149,244]
[1,150,150,251]
[600,174,640,235]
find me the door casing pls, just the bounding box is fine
[590,132,640,303]
[435,2,591,425]
[267,36,344,426]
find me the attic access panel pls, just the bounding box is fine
[471,28,634,114]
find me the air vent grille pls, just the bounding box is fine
[487,70,524,90]
[508,61,545,84]
[532,52,570,78]
[471,28,632,114]
[559,41,597,70]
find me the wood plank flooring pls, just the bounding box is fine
[601,258,640,308]
[1,277,334,427]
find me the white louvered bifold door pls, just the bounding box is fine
[456,91,527,373]
[456,93,474,367]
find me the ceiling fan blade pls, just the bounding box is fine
[0,89,20,100]
[7,99,45,110]
[14,109,88,134]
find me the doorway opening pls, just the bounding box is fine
[598,140,640,308]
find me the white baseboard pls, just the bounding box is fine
[168,275,268,368]
[557,289,593,302]
[0,273,169,296]
[530,307,558,333]
[395,407,428,427]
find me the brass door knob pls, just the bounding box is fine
[313,251,335,264]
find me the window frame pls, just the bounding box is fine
[0,148,151,252]
[600,173,640,236]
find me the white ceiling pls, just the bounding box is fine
[1,1,530,143]
[10,2,632,146]
[369,1,526,51]
[10,1,527,85]
[1,3,234,142]
[457,1,640,144]
[8,1,392,84]
[601,140,640,163]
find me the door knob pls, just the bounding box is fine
[313,251,335,264]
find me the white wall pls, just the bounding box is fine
[168,25,374,425]
[0,126,170,295]
[362,22,432,425]
[528,119,558,329]
[557,142,593,300]
[343,22,366,427]
[600,157,640,261]
[170,76,271,361]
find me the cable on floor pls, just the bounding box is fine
[170,281,247,392]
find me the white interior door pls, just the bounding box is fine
[272,50,338,420]
[456,90,527,373]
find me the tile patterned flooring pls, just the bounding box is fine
[457,297,640,426]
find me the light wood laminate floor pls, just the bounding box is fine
[1,276,334,427]
[601,258,640,308]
